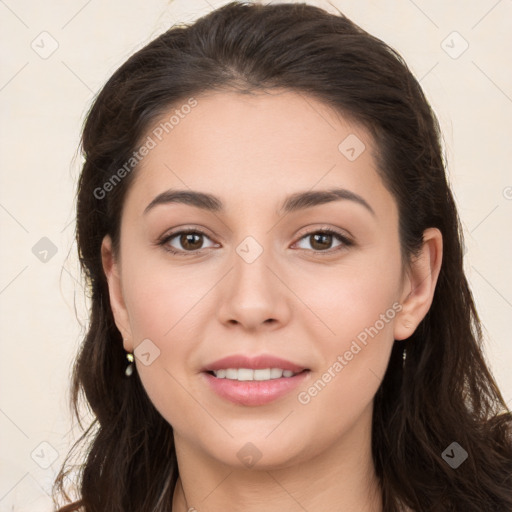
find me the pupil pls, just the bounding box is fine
[182,233,202,250]
[312,233,331,250]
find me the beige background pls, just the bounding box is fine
[1,0,511,509]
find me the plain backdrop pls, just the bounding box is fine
[1,0,511,509]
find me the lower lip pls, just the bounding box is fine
[202,371,310,406]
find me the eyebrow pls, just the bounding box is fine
[143,187,375,217]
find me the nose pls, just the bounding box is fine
[216,235,292,332]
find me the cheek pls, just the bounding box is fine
[294,301,397,447]
[124,282,200,430]
[122,252,214,339]
[297,248,402,343]
[120,257,216,426]
[292,252,401,421]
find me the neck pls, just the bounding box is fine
[171,404,382,512]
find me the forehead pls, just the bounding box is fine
[124,89,391,217]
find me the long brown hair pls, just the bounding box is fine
[53,2,512,510]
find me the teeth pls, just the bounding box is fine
[238,368,254,381]
[270,368,283,379]
[254,369,270,380]
[226,368,238,379]
[212,368,298,381]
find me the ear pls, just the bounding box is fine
[394,227,443,340]
[101,235,134,352]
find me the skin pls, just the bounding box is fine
[101,89,442,512]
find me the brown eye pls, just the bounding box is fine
[178,232,204,251]
[294,229,353,253]
[159,227,352,256]
[159,229,217,255]
[309,232,335,251]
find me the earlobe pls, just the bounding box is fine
[394,228,443,341]
[101,235,134,352]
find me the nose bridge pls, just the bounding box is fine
[235,233,268,266]
[216,228,291,329]
[227,202,278,275]
[232,231,278,299]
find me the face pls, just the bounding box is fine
[103,89,416,470]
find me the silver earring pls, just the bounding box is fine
[402,347,407,369]
[125,353,134,376]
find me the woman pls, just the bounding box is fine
[53,2,512,511]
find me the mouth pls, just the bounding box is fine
[205,367,307,380]
[201,355,311,406]
[201,353,311,406]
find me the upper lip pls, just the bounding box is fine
[202,354,308,373]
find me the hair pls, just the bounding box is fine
[53,2,512,511]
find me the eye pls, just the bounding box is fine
[293,228,353,253]
[158,229,218,255]
[157,227,353,256]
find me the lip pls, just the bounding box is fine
[202,370,310,406]
[201,353,310,406]
[201,354,307,373]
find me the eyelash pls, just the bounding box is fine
[157,227,354,257]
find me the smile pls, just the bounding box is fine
[210,368,299,380]
[202,369,310,406]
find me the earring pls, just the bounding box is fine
[402,347,407,369]
[125,352,134,376]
